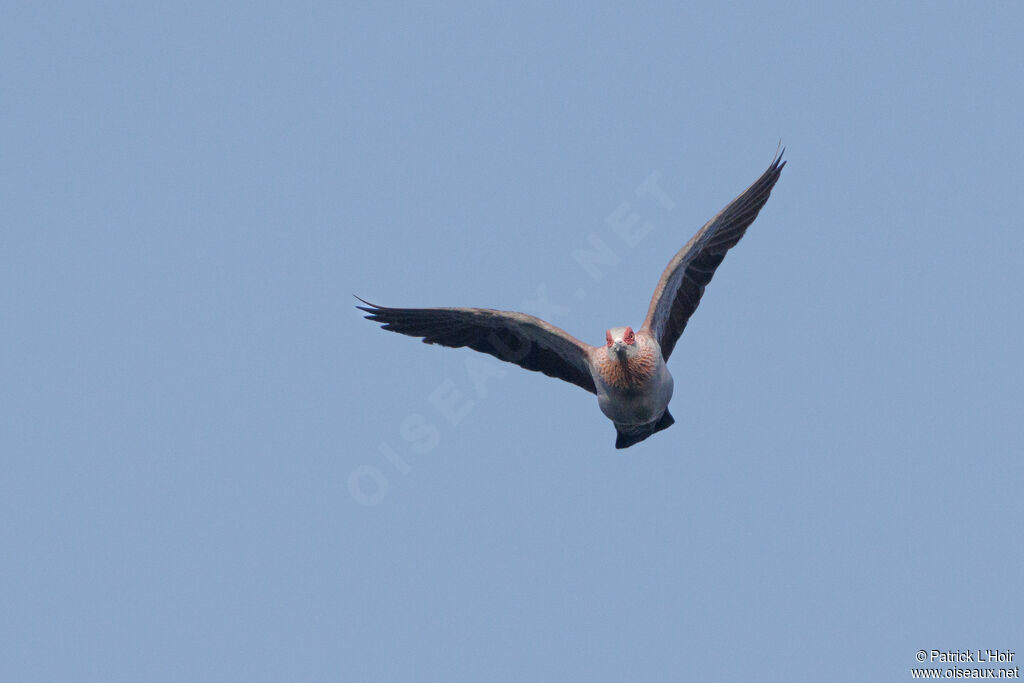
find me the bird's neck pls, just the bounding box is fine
[598,344,657,390]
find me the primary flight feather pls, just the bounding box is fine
[358,150,785,448]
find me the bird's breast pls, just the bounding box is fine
[594,343,659,390]
[591,334,673,426]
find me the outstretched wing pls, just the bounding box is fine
[641,150,785,360]
[357,299,597,393]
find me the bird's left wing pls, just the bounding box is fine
[641,150,785,361]
[357,299,597,393]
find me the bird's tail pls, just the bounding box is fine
[614,409,675,449]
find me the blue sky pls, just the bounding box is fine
[2,3,1022,682]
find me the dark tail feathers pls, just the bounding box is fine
[614,409,675,449]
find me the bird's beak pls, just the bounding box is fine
[612,340,626,356]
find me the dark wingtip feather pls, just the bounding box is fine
[354,295,390,320]
[773,145,787,172]
[768,141,786,171]
[353,294,381,310]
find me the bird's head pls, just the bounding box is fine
[605,326,638,360]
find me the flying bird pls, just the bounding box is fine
[358,150,785,448]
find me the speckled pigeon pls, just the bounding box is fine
[358,151,785,448]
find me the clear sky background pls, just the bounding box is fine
[3,3,1022,682]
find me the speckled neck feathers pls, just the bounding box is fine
[594,335,659,389]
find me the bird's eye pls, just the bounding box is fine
[605,331,613,347]
[624,329,634,343]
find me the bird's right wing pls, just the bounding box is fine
[357,299,597,394]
